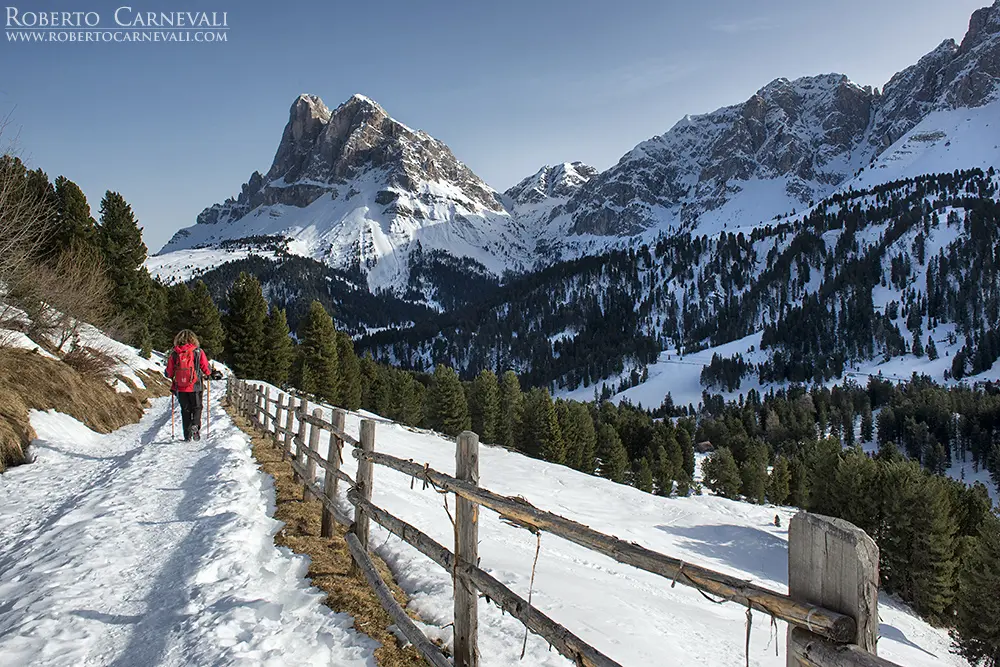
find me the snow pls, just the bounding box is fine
[156,171,531,294]
[852,96,1000,190]
[0,371,967,666]
[947,454,1000,505]
[146,247,279,285]
[0,392,376,666]
[253,385,966,667]
[0,328,59,359]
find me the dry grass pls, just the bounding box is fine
[226,406,430,667]
[0,348,170,472]
[61,345,118,382]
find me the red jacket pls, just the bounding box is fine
[166,343,212,393]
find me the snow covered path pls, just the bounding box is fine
[0,386,377,667]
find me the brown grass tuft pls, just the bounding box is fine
[61,345,118,382]
[0,348,170,472]
[226,406,430,667]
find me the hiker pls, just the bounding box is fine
[165,330,213,441]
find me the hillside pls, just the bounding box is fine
[251,383,966,667]
[0,301,169,472]
[363,168,1000,393]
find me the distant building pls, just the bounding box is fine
[694,440,714,453]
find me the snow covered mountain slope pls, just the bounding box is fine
[159,94,532,294]
[553,0,1000,244]
[853,94,1000,190]
[152,2,1000,304]
[0,391,377,666]
[257,386,966,667]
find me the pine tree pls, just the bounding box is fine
[566,400,597,473]
[655,445,674,496]
[498,370,523,450]
[952,514,1000,667]
[909,475,958,622]
[677,427,695,480]
[768,455,791,505]
[806,437,842,516]
[336,331,362,410]
[296,300,339,402]
[597,423,629,483]
[788,455,809,507]
[860,407,874,443]
[164,282,193,343]
[833,447,879,537]
[878,459,923,599]
[97,191,152,346]
[189,280,225,358]
[927,336,939,361]
[740,451,768,504]
[262,307,294,386]
[520,388,564,463]
[469,370,500,443]
[359,353,379,411]
[222,272,269,379]
[702,447,741,499]
[428,365,470,436]
[50,176,96,258]
[637,457,653,493]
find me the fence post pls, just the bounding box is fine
[273,393,286,443]
[263,386,273,431]
[351,419,376,575]
[786,512,879,666]
[454,431,480,667]
[322,408,346,538]
[257,386,267,429]
[293,396,308,484]
[303,407,323,502]
[282,393,297,461]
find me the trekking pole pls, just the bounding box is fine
[171,393,175,441]
[205,380,210,439]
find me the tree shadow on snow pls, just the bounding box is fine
[108,448,238,667]
[654,523,788,585]
[878,623,939,658]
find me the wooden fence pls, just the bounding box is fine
[226,378,903,667]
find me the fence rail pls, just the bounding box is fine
[226,378,900,667]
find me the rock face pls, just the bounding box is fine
[560,1,1000,238]
[162,94,525,295]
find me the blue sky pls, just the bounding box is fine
[1,0,988,252]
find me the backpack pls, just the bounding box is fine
[173,348,202,392]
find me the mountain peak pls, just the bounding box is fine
[505,161,597,206]
[336,93,389,118]
[961,1,1000,53]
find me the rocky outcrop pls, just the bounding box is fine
[159,93,527,296]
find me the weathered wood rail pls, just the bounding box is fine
[226,378,902,667]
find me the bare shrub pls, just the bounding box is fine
[5,245,121,353]
[62,345,118,382]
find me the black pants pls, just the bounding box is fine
[176,391,203,440]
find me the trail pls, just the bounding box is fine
[0,384,376,667]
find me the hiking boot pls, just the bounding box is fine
[193,427,201,441]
